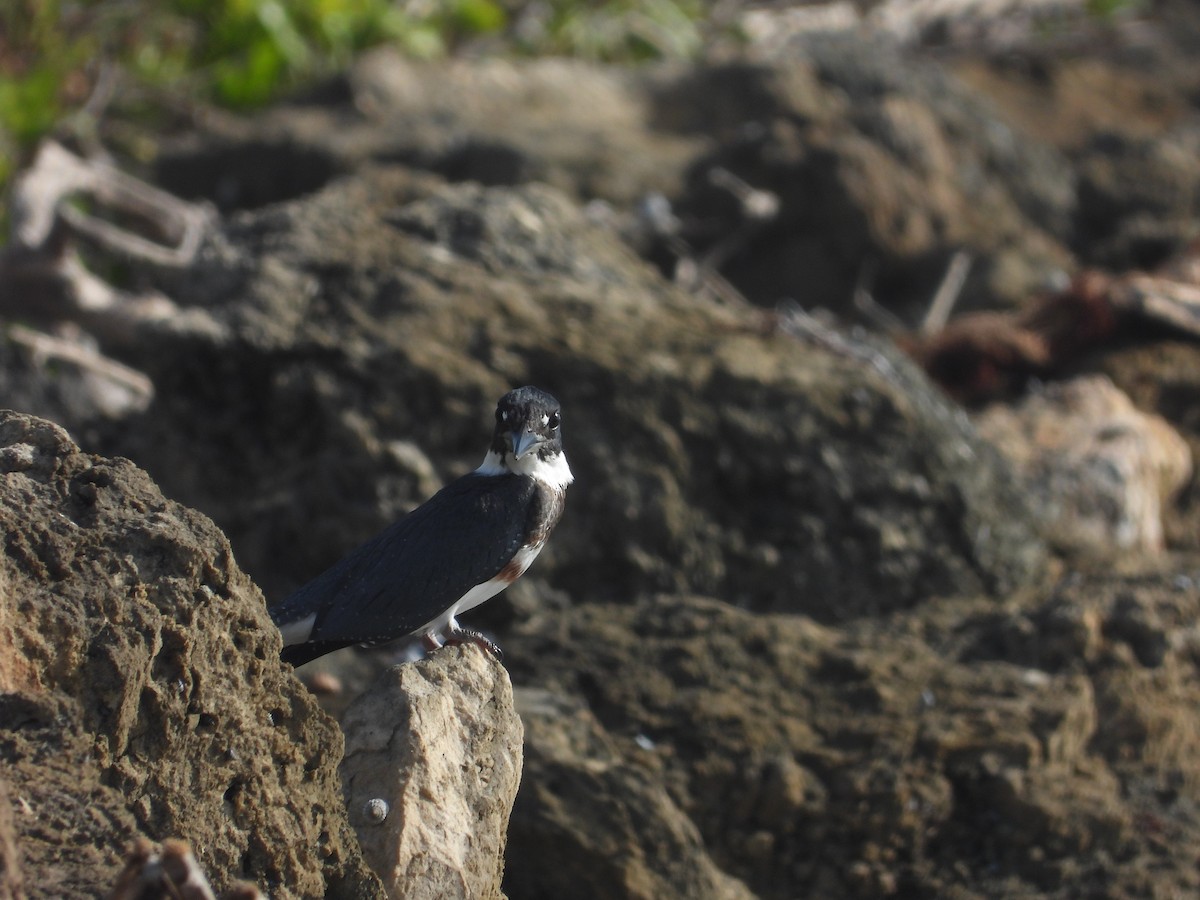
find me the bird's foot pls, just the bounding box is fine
[444,627,503,660]
[422,632,444,652]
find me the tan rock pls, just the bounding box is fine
[340,646,523,900]
[0,411,381,899]
[976,374,1192,555]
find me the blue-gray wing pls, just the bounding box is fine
[271,473,537,646]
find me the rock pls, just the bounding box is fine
[1076,129,1200,269]
[153,37,1092,319]
[0,335,134,446]
[975,375,1192,556]
[959,566,1200,893]
[507,596,950,898]
[92,171,1045,622]
[152,44,1076,319]
[507,689,754,900]
[1091,339,1200,554]
[155,52,701,213]
[4,17,1200,900]
[503,586,1200,898]
[340,646,523,900]
[662,41,1074,317]
[0,411,381,899]
[347,51,701,208]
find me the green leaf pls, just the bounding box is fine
[0,66,63,141]
[451,0,506,35]
[213,38,287,107]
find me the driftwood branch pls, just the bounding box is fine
[1112,275,1200,334]
[11,140,210,266]
[0,139,226,415]
[698,166,780,273]
[0,140,221,350]
[7,323,155,404]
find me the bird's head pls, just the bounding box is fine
[481,386,573,487]
[493,386,562,459]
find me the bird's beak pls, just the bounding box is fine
[510,430,543,459]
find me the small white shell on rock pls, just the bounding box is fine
[363,797,390,823]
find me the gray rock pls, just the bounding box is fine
[155,53,700,213]
[664,44,1074,317]
[148,43,1082,321]
[1077,128,1200,269]
[340,646,523,900]
[101,172,1045,621]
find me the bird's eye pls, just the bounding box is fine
[496,408,507,422]
[548,411,560,430]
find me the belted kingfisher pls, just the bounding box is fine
[271,386,572,667]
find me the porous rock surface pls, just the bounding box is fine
[505,587,1200,898]
[340,645,522,900]
[0,411,382,899]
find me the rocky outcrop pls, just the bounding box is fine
[1094,339,1200,554]
[154,43,1078,318]
[0,411,382,899]
[5,10,1200,899]
[663,43,1074,318]
[154,52,701,214]
[340,646,522,900]
[89,171,1046,623]
[504,586,1200,898]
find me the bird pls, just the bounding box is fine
[271,386,572,667]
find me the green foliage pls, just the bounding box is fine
[0,0,523,140]
[0,64,62,143]
[0,0,710,197]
